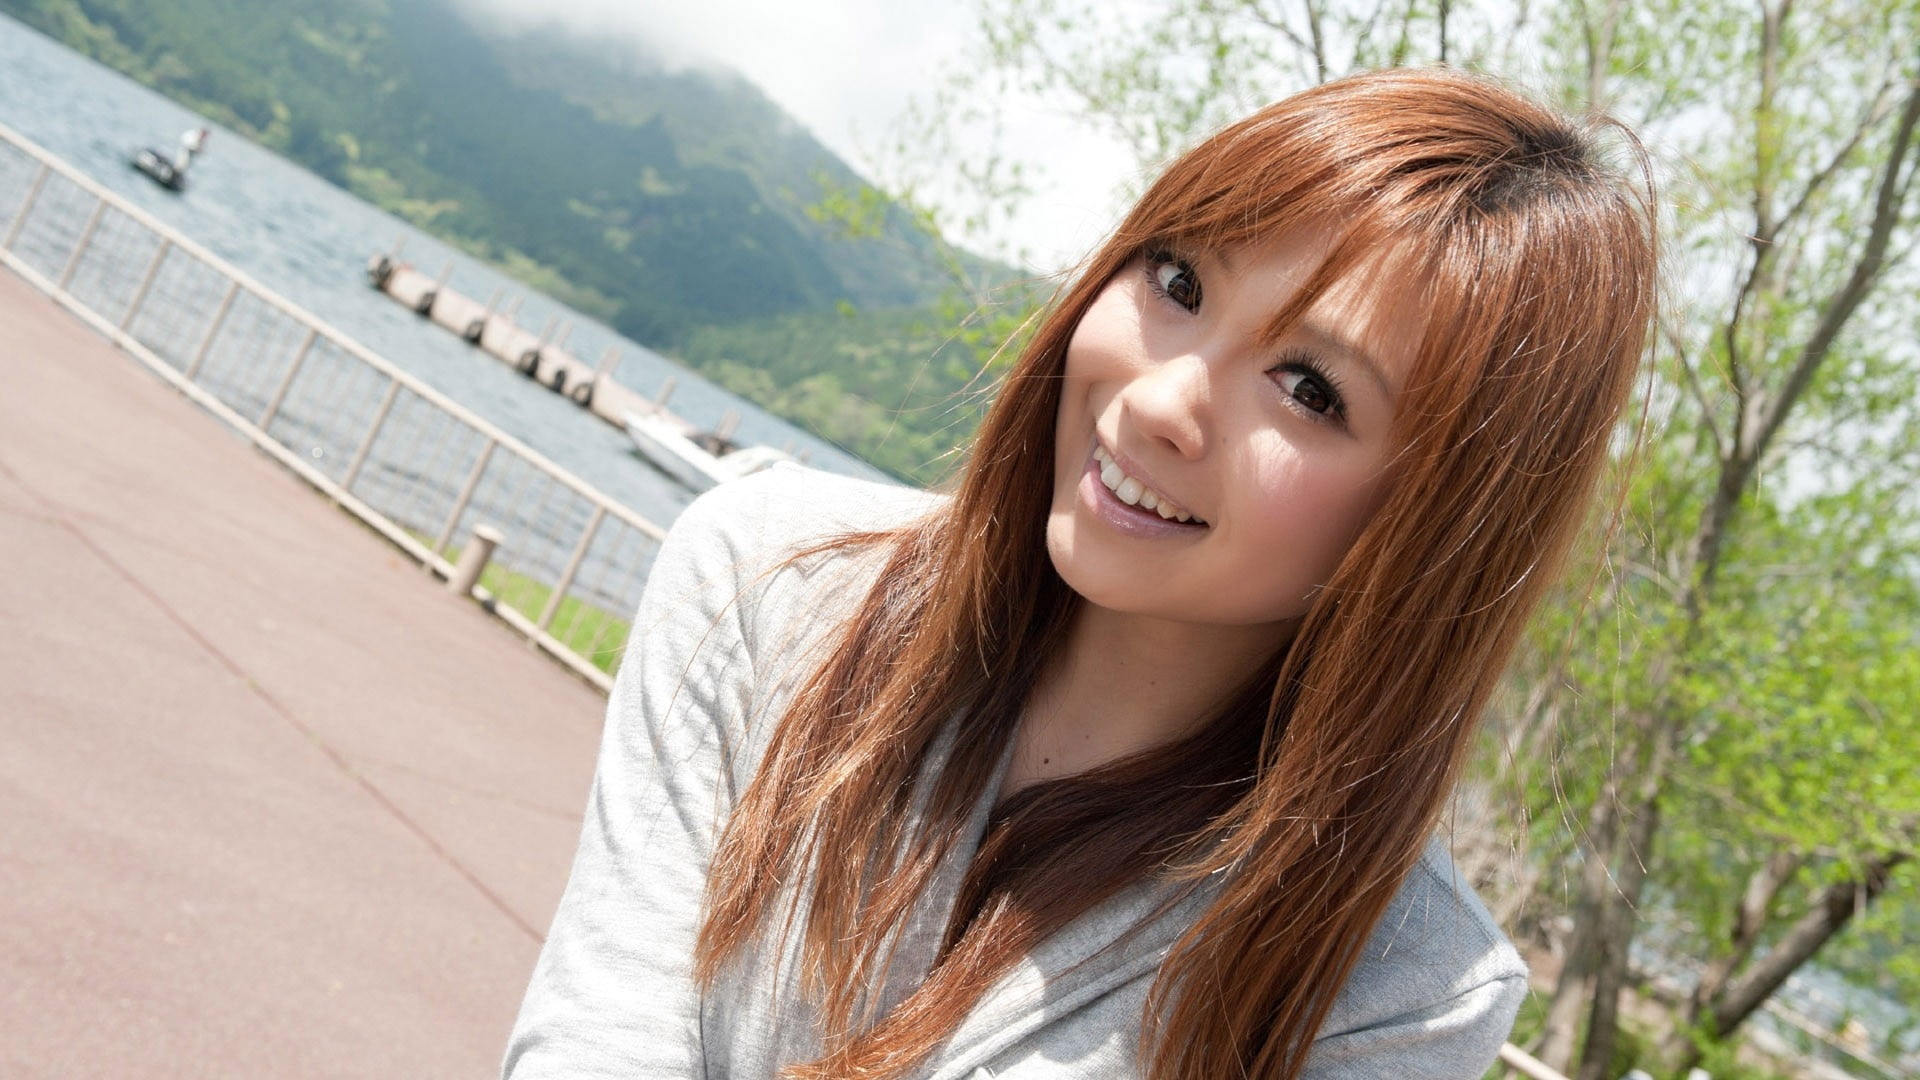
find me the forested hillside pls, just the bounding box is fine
[0,0,1010,481]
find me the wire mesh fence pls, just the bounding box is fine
[0,121,667,690]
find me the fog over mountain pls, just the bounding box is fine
[447,0,971,189]
[447,0,1131,271]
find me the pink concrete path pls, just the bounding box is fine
[0,268,608,1078]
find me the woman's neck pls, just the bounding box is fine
[1002,602,1290,797]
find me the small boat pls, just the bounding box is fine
[130,127,208,192]
[624,411,795,491]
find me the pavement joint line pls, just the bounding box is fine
[355,752,584,824]
[1,480,260,570]
[0,446,545,945]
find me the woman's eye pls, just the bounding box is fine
[1145,252,1202,312]
[1275,365,1345,422]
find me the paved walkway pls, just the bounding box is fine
[0,268,608,1078]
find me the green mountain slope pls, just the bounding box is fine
[1,0,1011,480]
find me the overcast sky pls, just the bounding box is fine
[455,0,1133,273]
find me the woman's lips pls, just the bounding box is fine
[1078,453,1209,539]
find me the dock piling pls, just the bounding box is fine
[449,524,505,598]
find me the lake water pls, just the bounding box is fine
[0,13,893,531]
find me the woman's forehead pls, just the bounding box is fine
[1213,227,1431,395]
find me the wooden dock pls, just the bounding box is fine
[366,249,741,445]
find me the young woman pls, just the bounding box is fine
[504,68,1656,1080]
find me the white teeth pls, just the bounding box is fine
[1090,445,1204,525]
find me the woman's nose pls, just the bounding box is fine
[1120,350,1213,460]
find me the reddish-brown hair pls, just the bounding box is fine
[696,68,1656,1079]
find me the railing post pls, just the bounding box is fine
[56,197,107,290]
[538,505,605,631]
[119,238,172,331]
[434,439,496,554]
[448,524,504,597]
[341,379,403,491]
[2,162,50,250]
[258,327,318,429]
[184,279,240,378]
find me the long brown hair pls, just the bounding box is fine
[695,68,1657,1079]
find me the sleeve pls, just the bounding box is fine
[501,483,767,1079]
[1300,968,1526,1079]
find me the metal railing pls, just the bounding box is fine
[0,120,666,691]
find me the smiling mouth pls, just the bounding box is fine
[1092,445,1207,525]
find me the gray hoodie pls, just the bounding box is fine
[502,465,1527,1079]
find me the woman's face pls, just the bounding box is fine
[1045,228,1423,637]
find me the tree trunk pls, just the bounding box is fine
[1535,797,1620,1072]
[1574,796,1660,1080]
[1574,799,1651,1076]
[1574,890,1630,1080]
[1536,875,1600,1071]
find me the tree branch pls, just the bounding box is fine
[1775,76,1901,240]
[1235,0,1316,59]
[1746,76,1920,464]
[1707,852,1910,1038]
[1731,850,1803,954]
[1722,0,1789,445]
[1305,0,1329,82]
[1752,0,1786,241]
[1666,320,1726,463]
[1688,75,1920,613]
[1581,0,1627,108]
[1351,0,1401,68]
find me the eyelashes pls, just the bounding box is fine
[1143,249,1202,312]
[1270,351,1348,424]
